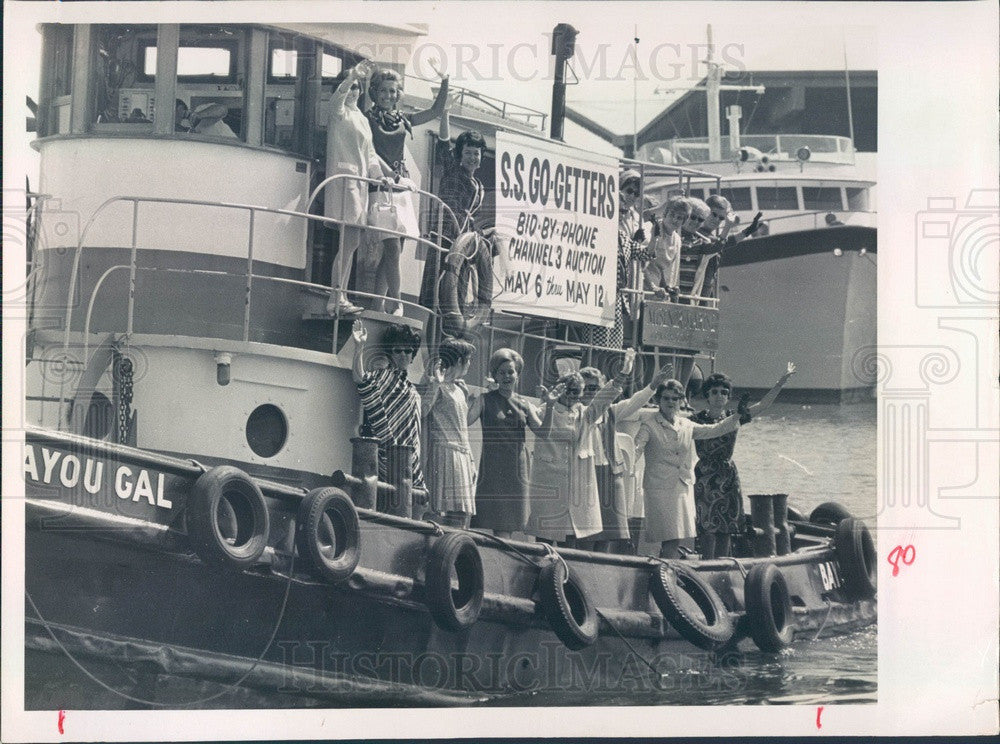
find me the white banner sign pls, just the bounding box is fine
[493,131,619,327]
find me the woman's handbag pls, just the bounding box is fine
[367,186,403,236]
[368,179,420,238]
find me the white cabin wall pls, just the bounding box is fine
[37,138,311,269]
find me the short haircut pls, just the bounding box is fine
[438,337,476,369]
[705,194,732,212]
[453,129,487,159]
[701,372,733,397]
[578,366,605,385]
[685,197,711,220]
[557,371,585,390]
[368,68,403,104]
[665,196,692,218]
[488,348,523,377]
[381,324,421,355]
[654,379,686,400]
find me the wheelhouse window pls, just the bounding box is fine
[139,39,238,82]
[268,46,346,82]
[87,25,159,127]
[40,25,74,135]
[802,186,844,211]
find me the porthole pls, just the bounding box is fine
[245,404,287,458]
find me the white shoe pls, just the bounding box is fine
[391,305,404,317]
[327,301,363,315]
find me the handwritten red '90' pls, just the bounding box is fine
[887,544,916,576]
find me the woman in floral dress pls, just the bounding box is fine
[692,363,796,558]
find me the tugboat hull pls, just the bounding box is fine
[24,428,876,707]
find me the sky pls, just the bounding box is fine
[8,7,875,158]
[416,12,877,149]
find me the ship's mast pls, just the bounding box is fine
[656,26,764,161]
[705,25,722,161]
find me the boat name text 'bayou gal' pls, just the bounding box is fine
[24,445,173,509]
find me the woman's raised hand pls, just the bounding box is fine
[352,319,367,345]
[782,362,797,380]
[622,347,636,375]
[484,376,500,392]
[428,59,449,82]
[537,383,564,405]
[651,363,673,388]
[353,60,375,80]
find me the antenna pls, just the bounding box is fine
[632,25,639,157]
[843,32,855,148]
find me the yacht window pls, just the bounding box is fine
[756,186,798,210]
[802,187,844,211]
[717,187,752,211]
[846,187,869,211]
[141,41,237,82]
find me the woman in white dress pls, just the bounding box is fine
[526,350,635,546]
[422,337,478,528]
[324,62,393,314]
[634,378,745,559]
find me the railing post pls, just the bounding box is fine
[772,493,791,555]
[382,444,414,518]
[749,493,777,557]
[244,209,256,343]
[349,436,380,509]
[127,199,139,336]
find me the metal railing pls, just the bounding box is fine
[638,134,857,166]
[43,174,724,424]
[402,74,548,130]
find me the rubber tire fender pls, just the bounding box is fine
[294,487,361,583]
[834,517,877,600]
[650,561,735,651]
[809,501,853,526]
[743,562,796,651]
[537,560,599,651]
[425,532,485,632]
[187,465,269,570]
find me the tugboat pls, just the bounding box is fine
[21,21,876,707]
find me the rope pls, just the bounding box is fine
[465,528,543,570]
[594,608,670,688]
[726,556,749,580]
[812,598,835,641]
[25,550,296,707]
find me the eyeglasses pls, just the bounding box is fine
[389,346,413,355]
[565,387,583,395]
[582,386,600,395]
[689,216,706,223]
[660,395,684,402]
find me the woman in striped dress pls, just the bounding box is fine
[351,320,425,494]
